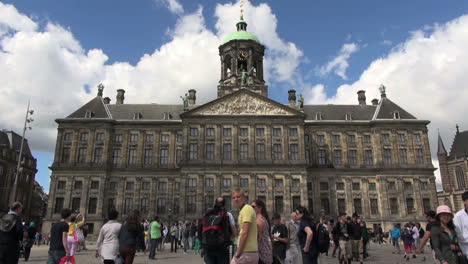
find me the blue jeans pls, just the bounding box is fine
[47,250,66,264]
[392,238,400,249]
[149,239,158,259]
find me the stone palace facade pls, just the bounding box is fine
[44,18,437,235]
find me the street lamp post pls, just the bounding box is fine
[9,100,34,205]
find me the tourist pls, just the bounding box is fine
[454,191,468,259]
[232,188,259,264]
[415,223,425,251]
[271,213,289,264]
[431,205,464,264]
[330,219,340,258]
[390,223,401,254]
[170,222,179,253]
[0,202,24,264]
[360,221,369,259]
[191,220,198,250]
[333,213,351,264]
[415,210,437,259]
[47,208,72,264]
[348,213,363,264]
[375,224,383,244]
[410,222,420,251]
[296,206,318,264]
[34,231,41,247]
[148,216,161,259]
[67,212,85,257]
[251,199,272,264]
[96,209,122,264]
[285,212,301,264]
[118,210,145,264]
[401,224,415,261]
[183,222,190,254]
[23,221,36,261]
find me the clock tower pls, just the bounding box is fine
[217,17,267,98]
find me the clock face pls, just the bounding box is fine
[238,50,248,60]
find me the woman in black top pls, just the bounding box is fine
[295,206,318,264]
[119,210,145,264]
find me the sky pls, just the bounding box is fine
[1,0,467,192]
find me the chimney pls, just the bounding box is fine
[103,97,111,104]
[288,90,296,105]
[188,89,196,105]
[371,98,379,105]
[116,89,125,104]
[357,90,366,105]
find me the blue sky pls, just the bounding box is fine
[1,0,468,192]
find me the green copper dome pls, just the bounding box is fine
[223,19,260,44]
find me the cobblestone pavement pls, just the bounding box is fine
[22,242,433,264]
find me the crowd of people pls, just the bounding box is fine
[1,190,467,264]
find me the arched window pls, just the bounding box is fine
[455,166,466,189]
[224,55,232,77]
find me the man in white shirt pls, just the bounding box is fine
[454,191,468,257]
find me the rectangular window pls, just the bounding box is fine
[383,149,392,164]
[204,195,214,211]
[141,181,150,191]
[404,181,413,192]
[318,149,327,165]
[337,199,346,215]
[223,178,232,188]
[74,181,83,190]
[223,144,232,160]
[61,148,70,163]
[257,178,266,187]
[273,144,282,160]
[421,181,428,191]
[398,133,406,143]
[332,135,341,145]
[333,150,342,165]
[382,134,390,144]
[77,148,87,163]
[187,178,197,188]
[275,179,284,187]
[160,149,169,165]
[256,144,265,160]
[175,182,180,191]
[256,128,265,137]
[173,199,180,214]
[112,149,121,165]
[416,149,424,164]
[289,128,298,137]
[175,149,183,164]
[205,178,214,188]
[109,182,118,191]
[352,182,360,191]
[423,198,431,213]
[348,135,356,145]
[80,132,88,141]
[108,198,115,213]
[364,150,373,165]
[125,182,134,191]
[206,144,215,160]
[240,143,248,160]
[186,196,196,213]
[321,198,330,215]
[336,182,344,190]
[88,198,97,214]
[93,148,103,163]
[130,133,138,143]
[95,132,104,141]
[272,128,282,137]
[290,144,298,160]
[63,132,72,142]
[128,149,137,164]
[145,134,154,143]
[115,134,123,143]
[161,134,169,143]
[176,134,183,143]
[57,181,66,190]
[390,198,398,214]
[388,181,396,191]
[189,144,198,160]
[363,135,371,144]
[368,182,376,191]
[124,198,133,214]
[223,128,232,137]
[71,197,81,212]
[239,128,248,137]
[140,198,149,214]
[158,182,167,192]
[90,181,99,189]
[370,199,379,215]
[157,198,166,214]
[317,135,325,145]
[144,149,153,165]
[307,182,313,191]
[275,196,284,214]
[305,150,310,163]
[190,128,198,136]
[320,182,329,191]
[304,134,310,143]
[54,198,64,214]
[206,128,215,137]
[406,198,415,214]
[348,150,357,165]
[292,196,301,212]
[292,179,300,188]
[308,199,314,214]
[353,199,362,215]
[414,133,421,143]
[399,148,408,164]
[240,178,249,187]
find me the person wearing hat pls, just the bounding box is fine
[454,191,468,258]
[431,205,462,264]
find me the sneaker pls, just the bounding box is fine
[412,255,416,258]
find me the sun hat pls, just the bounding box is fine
[436,205,453,216]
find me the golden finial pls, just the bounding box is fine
[240,0,245,20]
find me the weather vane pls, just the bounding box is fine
[240,0,245,20]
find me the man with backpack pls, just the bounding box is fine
[200,197,233,264]
[333,213,351,264]
[0,202,24,264]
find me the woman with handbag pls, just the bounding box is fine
[431,205,466,264]
[96,210,122,264]
[67,213,85,257]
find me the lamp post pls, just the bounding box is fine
[9,100,34,205]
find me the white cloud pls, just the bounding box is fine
[317,43,359,80]
[306,15,468,178]
[157,0,184,15]
[0,1,304,153]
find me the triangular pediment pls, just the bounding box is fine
[182,89,302,117]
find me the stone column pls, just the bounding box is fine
[46,175,58,219]
[53,128,64,163]
[361,178,370,219]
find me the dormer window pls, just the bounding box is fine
[345,113,352,121]
[315,112,323,120]
[393,111,400,119]
[133,112,142,120]
[163,112,173,120]
[84,110,94,118]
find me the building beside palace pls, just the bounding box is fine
[437,126,468,212]
[44,16,438,235]
[0,129,38,218]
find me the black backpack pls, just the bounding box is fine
[317,224,330,253]
[201,209,230,249]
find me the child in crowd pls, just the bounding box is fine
[401,224,416,261]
